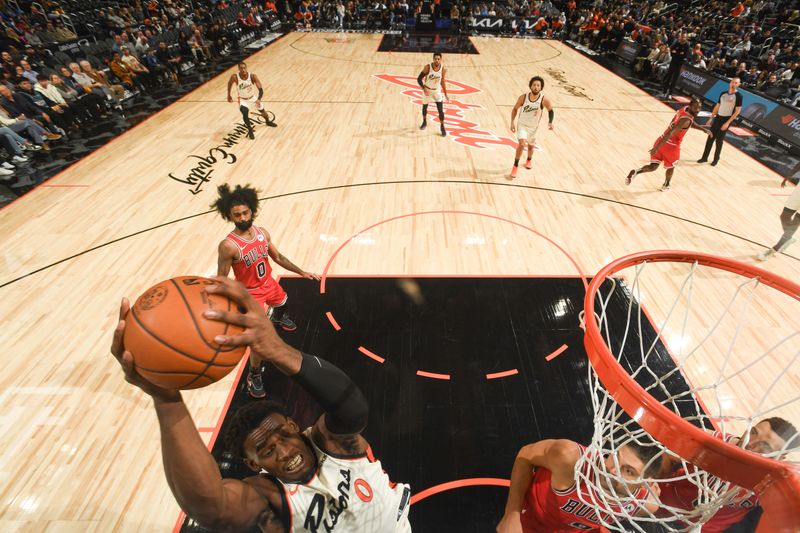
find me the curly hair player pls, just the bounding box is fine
[212,183,319,399]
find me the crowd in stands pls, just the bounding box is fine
[566,0,799,106]
[0,0,282,182]
[0,0,798,184]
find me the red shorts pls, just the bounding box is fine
[247,277,287,309]
[650,139,680,169]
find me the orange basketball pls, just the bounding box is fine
[124,276,247,390]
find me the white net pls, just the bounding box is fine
[575,256,800,532]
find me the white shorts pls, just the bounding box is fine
[516,123,540,144]
[422,88,443,104]
[238,96,264,111]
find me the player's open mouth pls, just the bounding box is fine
[286,454,303,472]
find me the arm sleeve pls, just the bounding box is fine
[735,92,743,107]
[291,353,369,435]
[548,109,554,123]
[417,71,425,88]
[257,87,264,99]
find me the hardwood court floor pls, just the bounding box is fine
[0,34,798,531]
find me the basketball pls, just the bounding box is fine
[123,276,247,390]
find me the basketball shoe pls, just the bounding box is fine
[272,314,297,332]
[525,159,533,169]
[247,370,267,398]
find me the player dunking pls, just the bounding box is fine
[212,183,319,398]
[109,278,412,533]
[509,76,554,178]
[626,97,705,191]
[227,62,277,140]
[417,52,449,137]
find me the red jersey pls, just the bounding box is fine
[659,433,758,532]
[661,106,694,148]
[521,445,650,532]
[227,226,275,289]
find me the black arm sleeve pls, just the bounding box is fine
[291,353,369,434]
[258,87,264,99]
[417,71,425,88]
[548,109,554,123]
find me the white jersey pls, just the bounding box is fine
[424,63,443,91]
[280,429,411,532]
[517,92,544,127]
[237,72,256,100]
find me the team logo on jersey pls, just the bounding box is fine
[303,468,352,532]
[375,74,519,150]
[257,234,264,241]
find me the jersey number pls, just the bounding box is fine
[256,262,267,278]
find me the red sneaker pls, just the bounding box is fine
[509,166,518,178]
[524,159,532,169]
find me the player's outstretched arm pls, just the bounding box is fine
[543,96,555,130]
[417,64,430,89]
[226,74,235,103]
[497,439,581,533]
[109,298,281,532]
[251,73,265,102]
[206,277,369,456]
[510,94,524,132]
[216,239,237,277]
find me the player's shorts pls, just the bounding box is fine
[650,138,680,169]
[246,276,287,309]
[516,122,540,144]
[422,87,443,104]
[238,95,264,111]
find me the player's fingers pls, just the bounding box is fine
[206,276,261,313]
[111,317,127,357]
[203,308,254,328]
[119,350,136,377]
[213,332,252,347]
[118,297,130,322]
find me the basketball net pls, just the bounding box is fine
[576,252,800,532]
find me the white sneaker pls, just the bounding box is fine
[660,184,671,191]
[2,162,14,170]
[12,155,28,163]
[0,167,13,176]
[756,248,776,261]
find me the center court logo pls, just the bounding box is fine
[375,74,518,150]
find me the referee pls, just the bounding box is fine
[697,77,743,166]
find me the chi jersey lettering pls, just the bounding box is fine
[424,63,442,90]
[518,92,543,127]
[284,429,411,533]
[520,445,649,532]
[237,72,255,99]
[663,106,694,146]
[227,227,273,288]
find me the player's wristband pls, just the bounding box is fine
[548,109,554,124]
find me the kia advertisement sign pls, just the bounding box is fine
[471,15,505,32]
[675,64,800,152]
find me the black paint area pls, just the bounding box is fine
[180,277,757,533]
[378,32,479,54]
